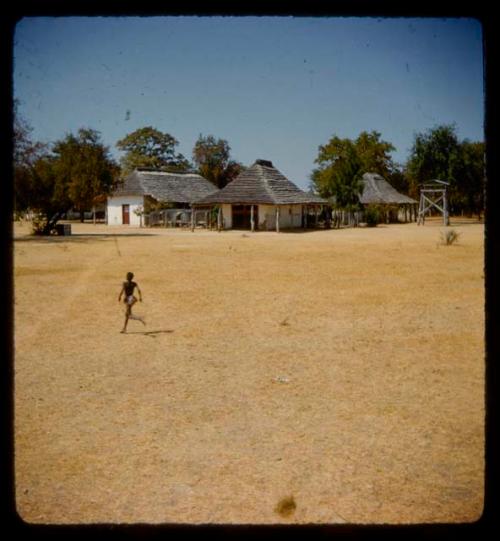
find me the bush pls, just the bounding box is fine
[440,229,460,245]
[364,205,381,227]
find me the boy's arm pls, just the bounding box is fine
[118,284,124,302]
[136,284,143,301]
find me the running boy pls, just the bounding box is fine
[118,271,145,333]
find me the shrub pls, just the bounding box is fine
[440,229,460,245]
[364,205,381,227]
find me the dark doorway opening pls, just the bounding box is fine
[232,205,258,229]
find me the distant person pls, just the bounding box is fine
[118,272,145,333]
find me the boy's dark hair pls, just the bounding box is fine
[126,272,134,280]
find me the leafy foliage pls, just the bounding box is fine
[311,131,397,209]
[13,100,49,217]
[364,204,383,227]
[116,126,191,174]
[406,124,485,216]
[354,131,396,178]
[192,134,243,188]
[14,119,119,234]
[52,129,119,221]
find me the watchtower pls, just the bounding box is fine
[417,179,450,226]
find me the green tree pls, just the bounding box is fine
[310,131,400,209]
[311,137,363,209]
[355,130,396,178]
[53,128,119,222]
[13,100,48,217]
[35,156,72,232]
[14,127,119,234]
[386,163,410,196]
[192,134,243,188]
[406,124,461,186]
[455,140,485,217]
[116,126,191,174]
[406,124,484,216]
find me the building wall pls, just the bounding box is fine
[221,204,232,229]
[107,195,144,226]
[259,204,303,230]
[219,203,305,230]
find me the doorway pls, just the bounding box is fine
[232,205,258,229]
[122,204,130,225]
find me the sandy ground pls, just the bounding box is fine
[13,218,484,525]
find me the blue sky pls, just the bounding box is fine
[13,16,484,190]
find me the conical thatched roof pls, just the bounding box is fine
[194,160,326,206]
[360,173,417,205]
[112,168,218,204]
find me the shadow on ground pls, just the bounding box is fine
[14,233,155,243]
[123,330,174,338]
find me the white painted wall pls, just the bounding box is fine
[259,204,303,230]
[219,203,304,231]
[107,195,144,226]
[258,204,274,230]
[221,204,232,229]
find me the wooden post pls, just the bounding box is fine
[275,207,280,233]
[217,206,222,231]
[191,207,195,232]
[443,191,449,226]
[250,205,255,232]
[314,207,319,228]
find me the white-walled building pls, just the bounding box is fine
[107,168,218,226]
[193,159,326,232]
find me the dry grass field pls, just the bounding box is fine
[13,218,484,525]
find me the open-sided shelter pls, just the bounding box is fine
[193,159,326,232]
[360,172,418,222]
[107,168,218,226]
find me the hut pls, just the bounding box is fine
[106,168,218,226]
[359,172,418,223]
[193,159,326,232]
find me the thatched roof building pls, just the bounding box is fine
[107,168,217,226]
[360,172,417,205]
[195,159,326,206]
[194,159,326,231]
[113,168,218,204]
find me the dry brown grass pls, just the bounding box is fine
[13,218,484,524]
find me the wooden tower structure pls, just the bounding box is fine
[417,179,450,226]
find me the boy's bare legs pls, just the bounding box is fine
[121,305,131,333]
[129,312,146,325]
[121,301,145,332]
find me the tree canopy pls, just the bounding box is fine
[14,124,119,234]
[192,134,243,188]
[13,101,49,216]
[311,131,397,208]
[406,124,485,215]
[116,126,191,174]
[53,128,119,221]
